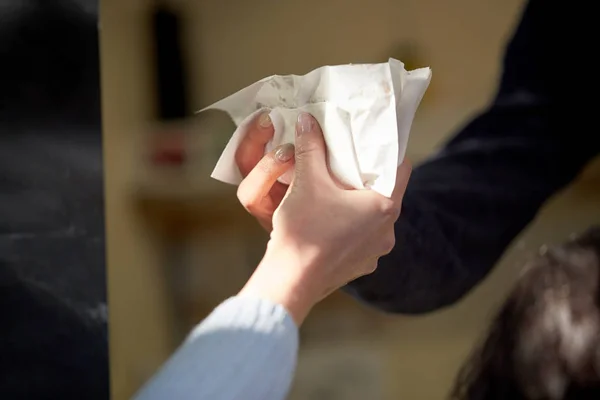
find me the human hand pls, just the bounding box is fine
[235,111,285,231]
[239,113,412,325]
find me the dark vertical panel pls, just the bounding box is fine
[0,0,108,398]
[151,2,189,120]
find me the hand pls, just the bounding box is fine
[239,113,412,325]
[235,111,286,231]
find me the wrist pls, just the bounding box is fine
[239,243,318,326]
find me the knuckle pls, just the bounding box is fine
[381,233,396,255]
[245,203,260,215]
[236,185,255,209]
[295,141,316,159]
[357,260,378,278]
[236,184,245,202]
[367,259,379,274]
[377,197,398,219]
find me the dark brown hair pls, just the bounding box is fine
[451,226,600,400]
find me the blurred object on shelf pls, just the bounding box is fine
[132,110,236,203]
[150,0,189,120]
[149,128,187,167]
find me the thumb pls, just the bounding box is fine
[294,112,328,179]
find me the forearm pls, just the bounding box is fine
[133,295,299,400]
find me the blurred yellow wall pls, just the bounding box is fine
[100,0,600,399]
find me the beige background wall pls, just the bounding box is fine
[100,0,600,399]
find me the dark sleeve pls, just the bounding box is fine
[344,0,598,314]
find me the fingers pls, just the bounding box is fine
[235,111,275,178]
[366,160,411,224]
[294,113,329,179]
[390,159,412,206]
[237,143,295,212]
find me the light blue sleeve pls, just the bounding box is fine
[132,295,299,400]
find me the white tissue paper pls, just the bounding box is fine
[202,58,431,198]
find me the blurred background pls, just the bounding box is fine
[100,0,600,399]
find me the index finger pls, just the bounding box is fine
[235,111,275,178]
[237,144,295,212]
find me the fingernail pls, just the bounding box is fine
[258,112,272,128]
[275,143,295,163]
[296,112,314,136]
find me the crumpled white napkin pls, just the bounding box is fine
[201,58,431,198]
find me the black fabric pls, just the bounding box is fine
[0,0,108,398]
[0,263,109,399]
[345,0,600,313]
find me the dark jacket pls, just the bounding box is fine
[346,0,600,313]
